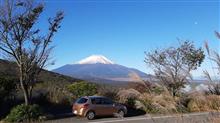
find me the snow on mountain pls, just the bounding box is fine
[77,55,114,64]
[53,55,152,83]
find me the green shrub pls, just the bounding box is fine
[67,81,97,98]
[126,97,136,108]
[35,81,73,105]
[176,104,189,113]
[5,104,43,122]
[151,86,164,95]
[0,76,17,102]
[176,96,190,113]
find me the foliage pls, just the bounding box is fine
[67,81,97,99]
[34,81,73,105]
[145,41,205,96]
[0,0,64,105]
[150,85,165,95]
[176,94,190,113]
[5,104,43,122]
[0,76,17,121]
[0,76,17,102]
[125,97,136,108]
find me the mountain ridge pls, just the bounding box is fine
[0,59,80,83]
[53,55,152,83]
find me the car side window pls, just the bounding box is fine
[91,98,96,104]
[102,98,113,105]
[92,98,102,105]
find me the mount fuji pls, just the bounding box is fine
[52,55,151,84]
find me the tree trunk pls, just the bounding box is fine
[20,79,29,105]
[28,85,33,104]
[19,67,29,105]
[172,89,177,97]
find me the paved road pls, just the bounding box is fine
[45,112,220,123]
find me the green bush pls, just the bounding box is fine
[126,97,136,108]
[5,104,43,122]
[0,76,17,102]
[176,104,189,113]
[176,95,190,113]
[151,86,164,95]
[67,81,97,98]
[35,81,73,105]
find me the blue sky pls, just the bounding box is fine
[39,0,219,77]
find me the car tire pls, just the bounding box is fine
[118,110,125,118]
[86,111,95,120]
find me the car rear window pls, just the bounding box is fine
[76,98,88,104]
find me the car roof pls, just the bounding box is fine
[83,96,107,99]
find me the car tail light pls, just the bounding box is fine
[82,104,89,108]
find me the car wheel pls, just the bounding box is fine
[118,110,125,118]
[86,111,95,120]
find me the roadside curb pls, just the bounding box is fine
[145,112,211,118]
[89,112,220,123]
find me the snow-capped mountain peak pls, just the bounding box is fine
[77,55,114,64]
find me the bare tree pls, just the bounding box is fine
[0,0,64,105]
[145,41,205,96]
[204,31,220,95]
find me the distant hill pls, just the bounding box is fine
[0,59,80,83]
[53,55,153,84]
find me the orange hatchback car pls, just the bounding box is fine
[72,96,127,120]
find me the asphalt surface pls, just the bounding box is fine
[44,112,220,123]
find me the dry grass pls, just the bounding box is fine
[117,88,141,103]
[122,84,220,115]
[138,92,178,114]
[187,93,220,112]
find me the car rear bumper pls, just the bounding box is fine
[72,108,87,116]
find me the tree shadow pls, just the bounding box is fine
[44,106,146,121]
[126,107,146,117]
[0,98,23,120]
[80,107,146,120]
[32,95,74,120]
